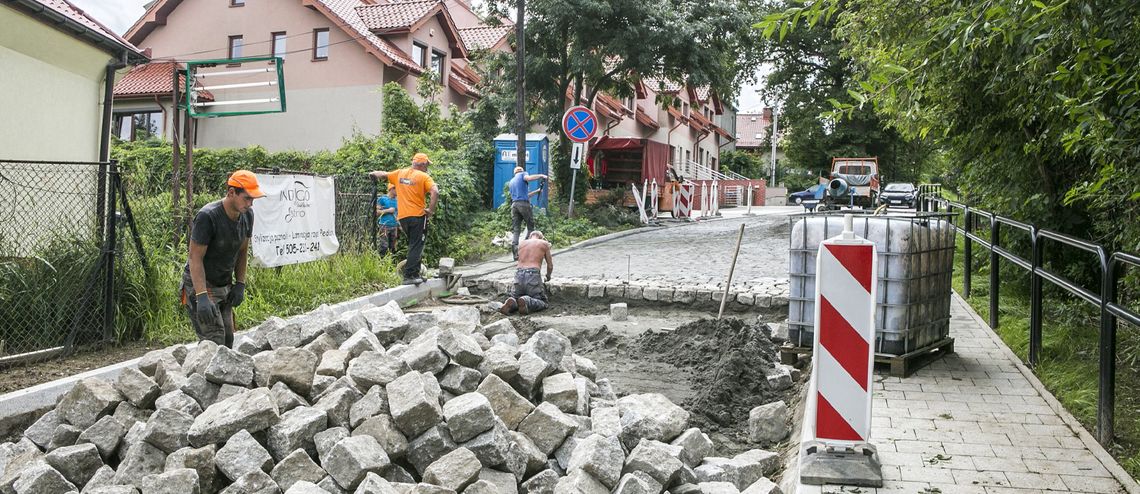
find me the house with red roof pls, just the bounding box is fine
[114,0,503,152]
[1,0,146,161]
[581,79,743,186]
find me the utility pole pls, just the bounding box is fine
[769,108,778,186]
[515,0,526,175]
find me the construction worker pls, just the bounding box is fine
[369,153,439,285]
[500,231,553,315]
[181,170,264,348]
[507,166,549,260]
[375,185,398,256]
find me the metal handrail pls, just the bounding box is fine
[1109,253,1140,327]
[925,194,1138,447]
[674,159,745,182]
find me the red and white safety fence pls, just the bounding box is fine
[697,180,720,219]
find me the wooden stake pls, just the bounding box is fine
[718,223,746,319]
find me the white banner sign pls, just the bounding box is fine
[250,173,339,267]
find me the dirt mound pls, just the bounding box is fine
[633,318,781,436]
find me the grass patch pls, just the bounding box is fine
[951,239,1140,480]
[123,250,402,347]
[447,199,640,264]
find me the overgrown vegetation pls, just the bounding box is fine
[755,0,1140,477]
[759,0,1140,251]
[753,0,934,183]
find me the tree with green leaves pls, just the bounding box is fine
[478,0,765,197]
[759,0,1140,249]
[754,0,930,184]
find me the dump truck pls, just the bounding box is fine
[818,157,880,209]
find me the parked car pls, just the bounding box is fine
[788,184,826,204]
[879,182,917,208]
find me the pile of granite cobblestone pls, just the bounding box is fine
[0,301,783,494]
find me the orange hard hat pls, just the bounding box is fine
[227,170,265,198]
[412,153,432,165]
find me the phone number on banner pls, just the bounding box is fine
[274,242,321,256]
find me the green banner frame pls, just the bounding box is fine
[184,56,286,118]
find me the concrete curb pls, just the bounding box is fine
[955,292,1140,494]
[465,277,790,313]
[0,278,446,439]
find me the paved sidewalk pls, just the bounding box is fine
[799,295,1136,494]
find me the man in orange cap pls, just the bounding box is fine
[180,170,264,347]
[369,153,439,285]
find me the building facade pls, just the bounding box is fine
[115,0,495,152]
[2,0,145,161]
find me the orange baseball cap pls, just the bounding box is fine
[412,153,432,165]
[227,170,265,198]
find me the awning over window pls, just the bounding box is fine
[590,137,671,184]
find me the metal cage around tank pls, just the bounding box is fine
[787,211,957,356]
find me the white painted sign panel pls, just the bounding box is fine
[250,173,340,267]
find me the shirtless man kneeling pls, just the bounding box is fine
[500,231,553,315]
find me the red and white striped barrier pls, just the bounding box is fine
[812,215,877,444]
[673,182,694,219]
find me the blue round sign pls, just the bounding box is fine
[562,106,598,143]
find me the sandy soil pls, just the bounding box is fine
[487,303,803,456]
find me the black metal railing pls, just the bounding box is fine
[918,188,1139,447]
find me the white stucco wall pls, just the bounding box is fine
[193,85,383,151]
[0,5,111,162]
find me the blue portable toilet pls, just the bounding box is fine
[493,134,550,209]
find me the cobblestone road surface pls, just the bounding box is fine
[469,207,799,287]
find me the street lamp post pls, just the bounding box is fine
[515,0,526,174]
[769,108,778,186]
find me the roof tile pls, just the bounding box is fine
[114,62,215,101]
[114,62,180,97]
[315,0,421,71]
[458,25,510,51]
[355,0,438,31]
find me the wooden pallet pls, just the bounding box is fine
[778,337,955,378]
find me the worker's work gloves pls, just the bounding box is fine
[228,282,247,308]
[196,292,223,325]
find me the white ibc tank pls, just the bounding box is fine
[787,213,955,355]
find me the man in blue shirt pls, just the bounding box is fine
[508,166,549,260]
[375,186,398,256]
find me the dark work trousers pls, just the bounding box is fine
[512,267,548,312]
[377,225,398,256]
[511,200,535,254]
[183,284,235,348]
[399,215,428,279]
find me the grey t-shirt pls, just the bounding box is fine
[182,200,254,289]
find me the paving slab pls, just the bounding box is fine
[791,294,1137,494]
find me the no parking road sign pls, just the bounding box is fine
[562,106,597,143]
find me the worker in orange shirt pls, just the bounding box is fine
[369,153,440,285]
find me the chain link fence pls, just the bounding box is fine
[0,162,394,364]
[122,168,384,254]
[0,160,112,361]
